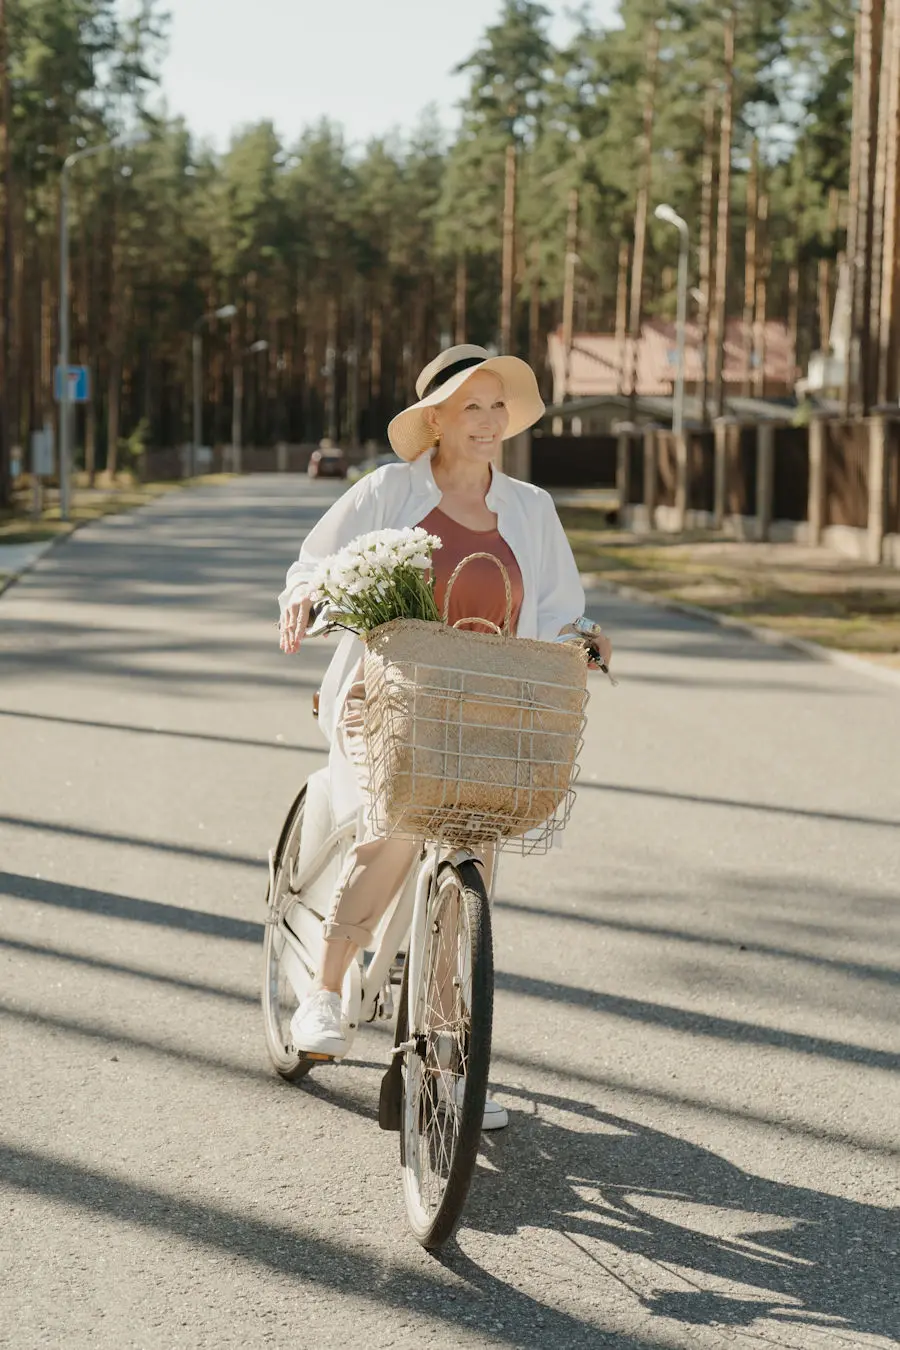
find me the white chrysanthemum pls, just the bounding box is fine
[309,526,441,630]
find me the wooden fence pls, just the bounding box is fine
[654,432,678,508]
[530,434,618,488]
[723,424,758,518]
[772,426,809,521]
[823,421,870,530]
[888,430,900,537]
[627,436,644,505]
[687,430,715,513]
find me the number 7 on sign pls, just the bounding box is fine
[53,365,91,403]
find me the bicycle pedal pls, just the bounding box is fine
[303,1052,336,1063]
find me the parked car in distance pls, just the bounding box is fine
[308,444,348,479]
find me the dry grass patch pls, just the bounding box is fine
[558,507,900,662]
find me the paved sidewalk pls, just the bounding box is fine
[0,537,58,582]
[1,478,898,1349]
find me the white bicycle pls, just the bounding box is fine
[262,751,494,1249]
[262,608,604,1248]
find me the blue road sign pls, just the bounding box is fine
[54,365,91,403]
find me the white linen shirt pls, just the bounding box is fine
[279,450,585,750]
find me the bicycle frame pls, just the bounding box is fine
[269,768,487,1058]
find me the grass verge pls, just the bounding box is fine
[559,505,900,667]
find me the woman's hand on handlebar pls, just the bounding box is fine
[560,619,613,674]
[586,632,613,672]
[279,596,313,654]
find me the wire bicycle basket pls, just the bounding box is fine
[363,619,589,855]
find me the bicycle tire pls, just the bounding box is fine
[400,859,493,1250]
[261,788,317,1082]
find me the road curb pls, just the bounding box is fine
[581,572,900,692]
[0,532,75,597]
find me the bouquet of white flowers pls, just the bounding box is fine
[310,527,443,633]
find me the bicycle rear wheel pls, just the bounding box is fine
[400,859,493,1249]
[262,788,316,1082]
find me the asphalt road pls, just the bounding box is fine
[1,476,898,1350]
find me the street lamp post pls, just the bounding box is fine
[58,130,147,521]
[191,303,237,477]
[654,204,690,438]
[232,338,268,474]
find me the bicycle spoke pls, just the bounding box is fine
[404,873,473,1224]
[400,858,493,1248]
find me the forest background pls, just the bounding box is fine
[0,0,852,498]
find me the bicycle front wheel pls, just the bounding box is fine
[400,859,493,1249]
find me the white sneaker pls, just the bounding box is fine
[290,990,347,1057]
[481,1093,509,1131]
[439,1076,509,1131]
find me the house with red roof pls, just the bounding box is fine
[548,320,797,407]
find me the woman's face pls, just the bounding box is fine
[430,371,509,465]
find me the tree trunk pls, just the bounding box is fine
[626,22,660,406]
[528,244,542,374]
[844,3,866,412]
[0,0,12,506]
[348,284,362,448]
[788,264,800,387]
[615,240,629,396]
[871,0,894,374]
[370,303,382,401]
[85,399,96,481]
[855,0,885,412]
[816,188,841,353]
[741,139,758,397]
[107,357,121,478]
[11,188,22,450]
[877,0,900,402]
[753,193,770,398]
[40,273,53,425]
[500,143,517,353]
[817,261,831,351]
[712,6,736,418]
[105,195,122,478]
[454,254,467,345]
[325,294,338,442]
[561,187,579,396]
[698,92,717,424]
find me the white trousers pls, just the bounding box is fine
[322,681,420,949]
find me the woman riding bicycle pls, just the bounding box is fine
[278,344,612,1128]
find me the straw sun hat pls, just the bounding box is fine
[387,344,545,462]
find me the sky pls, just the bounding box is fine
[151,0,617,152]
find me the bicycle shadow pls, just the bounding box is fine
[452,1085,899,1345]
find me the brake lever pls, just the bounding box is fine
[554,632,618,686]
[587,645,619,686]
[305,602,339,639]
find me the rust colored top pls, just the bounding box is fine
[420,506,524,634]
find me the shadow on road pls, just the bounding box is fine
[575,777,900,832]
[0,868,263,938]
[494,894,900,988]
[0,1139,654,1350]
[460,1087,899,1346]
[0,706,328,757]
[493,968,900,1073]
